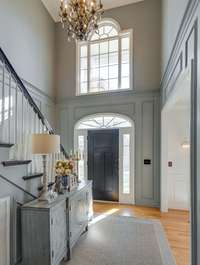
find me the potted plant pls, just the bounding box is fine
[55,159,75,190]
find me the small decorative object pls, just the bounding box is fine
[55,159,78,191]
[59,0,104,41]
[70,150,82,183]
[32,134,60,202]
[54,175,64,194]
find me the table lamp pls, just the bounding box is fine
[32,134,60,201]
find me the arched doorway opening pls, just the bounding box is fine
[74,113,135,204]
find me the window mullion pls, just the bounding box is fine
[78,44,80,95]
[99,43,100,92]
[87,44,90,93]
[108,40,110,90]
[118,37,122,90]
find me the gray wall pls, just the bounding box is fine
[55,0,161,100]
[55,0,162,207]
[161,0,189,74]
[0,0,56,99]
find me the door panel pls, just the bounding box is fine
[88,129,119,201]
[50,201,67,265]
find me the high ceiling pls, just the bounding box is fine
[41,0,144,22]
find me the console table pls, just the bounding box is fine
[21,181,93,265]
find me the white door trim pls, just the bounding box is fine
[161,67,191,212]
[74,114,135,204]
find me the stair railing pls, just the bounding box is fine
[0,47,68,183]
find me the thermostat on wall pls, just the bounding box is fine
[144,159,151,165]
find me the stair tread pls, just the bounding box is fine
[2,160,32,167]
[0,142,14,148]
[23,173,43,180]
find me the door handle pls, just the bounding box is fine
[114,160,119,169]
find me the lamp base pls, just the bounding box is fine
[38,191,50,202]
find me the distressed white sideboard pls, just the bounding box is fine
[21,181,93,265]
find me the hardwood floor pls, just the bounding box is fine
[93,202,190,265]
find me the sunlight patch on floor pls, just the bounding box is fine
[89,208,119,226]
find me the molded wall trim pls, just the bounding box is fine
[161,0,198,90]
[56,89,160,108]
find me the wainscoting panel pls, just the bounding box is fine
[141,101,154,201]
[0,197,10,265]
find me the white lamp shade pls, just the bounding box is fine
[32,134,60,154]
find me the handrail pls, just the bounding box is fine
[0,47,68,158]
[0,174,37,199]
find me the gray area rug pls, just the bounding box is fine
[65,216,176,265]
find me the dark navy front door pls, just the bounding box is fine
[88,129,119,201]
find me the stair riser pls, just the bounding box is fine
[0,165,41,199]
[0,148,10,161]
[0,183,26,204]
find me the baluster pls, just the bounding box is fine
[29,106,36,173]
[3,68,11,144]
[39,119,43,133]
[0,61,3,141]
[34,111,42,174]
[10,78,16,144]
[21,94,25,159]
[33,110,40,172]
[24,98,31,162]
[49,153,52,183]
[0,62,5,142]
[15,84,18,145]
[15,89,23,159]
[25,102,30,170]
[8,72,12,143]
[25,101,31,172]
[32,111,37,174]
[52,153,55,183]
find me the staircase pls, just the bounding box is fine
[0,47,68,264]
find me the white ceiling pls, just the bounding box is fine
[41,0,144,22]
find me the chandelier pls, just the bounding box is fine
[59,0,104,41]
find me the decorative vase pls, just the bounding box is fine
[62,175,70,190]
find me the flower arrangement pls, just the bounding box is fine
[55,160,75,176]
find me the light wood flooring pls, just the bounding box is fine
[93,202,190,265]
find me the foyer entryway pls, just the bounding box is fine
[88,129,119,201]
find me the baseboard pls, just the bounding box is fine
[94,200,135,206]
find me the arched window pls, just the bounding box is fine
[77,19,133,95]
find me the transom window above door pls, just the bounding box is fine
[77,19,133,95]
[76,114,132,129]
